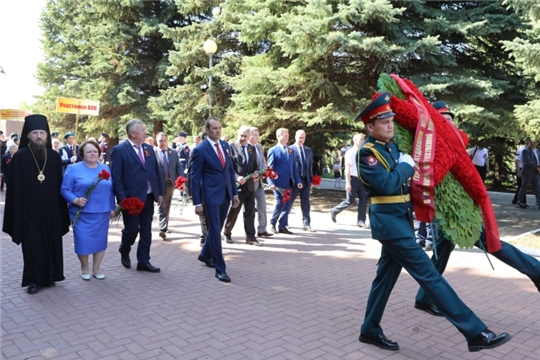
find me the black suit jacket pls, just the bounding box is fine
[290,144,313,184]
[521,147,540,176]
[229,142,259,192]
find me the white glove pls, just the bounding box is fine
[70,156,78,163]
[398,152,415,167]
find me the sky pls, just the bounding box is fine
[0,0,47,109]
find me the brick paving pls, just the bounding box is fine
[1,189,539,359]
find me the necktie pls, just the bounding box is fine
[215,143,226,168]
[134,145,145,167]
[283,146,288,155]
[134,144,151,192]
[300,146,306,177]
[242,146,248,162]
[162,150,170,180]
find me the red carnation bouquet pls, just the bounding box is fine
[311,174,322,186]
[275,187,292,204]
[72,169,110,227]
[174,176,190,214]
[111,197,145,223]
[236,167,278,188]
[175,176,188,190]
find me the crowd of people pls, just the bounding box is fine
[2,95,540,354]
[0,116,328,288]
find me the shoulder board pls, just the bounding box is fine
[362,142,375,149]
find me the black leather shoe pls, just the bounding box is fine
[278,228,294,235]
[27,283,40,294]
[330,210,337,223]
[414,301,443,317]
[136,263,161,273]
[257,231,273,237]
[223,234,234,244]
[467,329,512,352]
[215,271,231,283]
[534,276,540,293]
[246,239,263,246]
[270,225,278,234]
[121,253,131,269]
[359,333,399,351]
[198,255,215,268]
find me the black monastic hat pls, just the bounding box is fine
[19,114,52,149]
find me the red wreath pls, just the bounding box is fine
[388,76,500,253]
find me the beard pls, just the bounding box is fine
[29,138,48,161]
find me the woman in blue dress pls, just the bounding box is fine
[61,140,115,280]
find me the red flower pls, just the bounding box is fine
[98,169,110,180]
[264,167,278,180]
[281,188,292,204]
[175,176,188,190]
[312,174,322,186]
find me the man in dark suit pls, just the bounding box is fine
[190,118,239,283]
[516,139,540,208]
[288,130,315,232]
[223,126,262,246]
[155,132,183,239]
[248,127,273,237]
[267,128,302,235]
[356,93,511,353]
[110,119,164,273]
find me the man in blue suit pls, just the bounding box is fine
[155,132,183,240]
[267,128,302,234]
[110,119,163,273]
[190,118,239,283]
[288,130,315,232]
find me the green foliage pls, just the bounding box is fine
[33,0,540,186]
[36,0,185,139]
[379,73,481,248]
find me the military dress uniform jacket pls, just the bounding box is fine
[357,135,414,241]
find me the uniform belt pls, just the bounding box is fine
[370,194,410,204]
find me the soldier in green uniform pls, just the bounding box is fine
[356,92,512,353]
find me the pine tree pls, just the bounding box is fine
[36,0,185,141]
[503,0,540,138]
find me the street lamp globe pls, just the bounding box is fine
[203,39,217,56]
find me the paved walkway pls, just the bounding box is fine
[1,187,539,359]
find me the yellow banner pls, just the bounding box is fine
[0,109,32,120]
[56,97,100,116]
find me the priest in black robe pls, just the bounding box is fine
[2,114,70,294]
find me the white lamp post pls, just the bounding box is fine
[203,39,218,112]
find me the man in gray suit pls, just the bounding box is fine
[516,139,540,209]
[249,127,273,238]
[156,132,183,239]
[223,126,262,245]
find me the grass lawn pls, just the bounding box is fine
[508,232,540,249]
